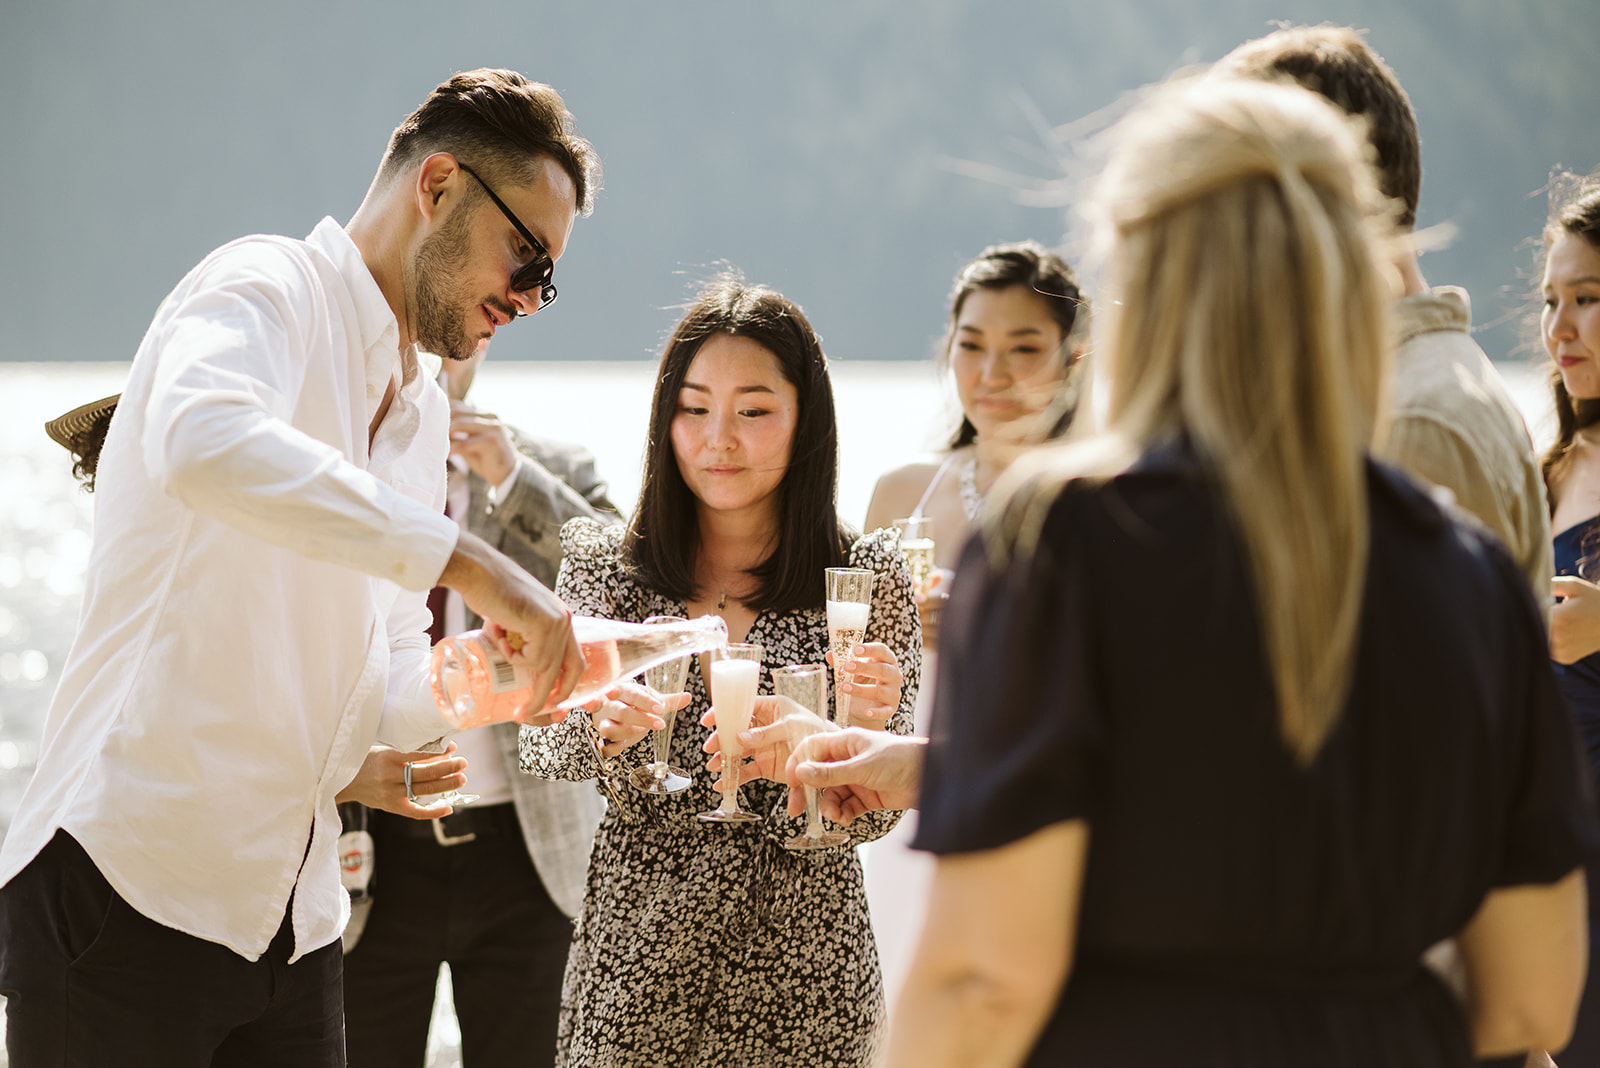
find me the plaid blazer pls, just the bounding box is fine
[469,430,617,919]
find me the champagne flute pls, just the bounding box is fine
[630,615,694,795]
[698,643,765,823]
[892,516,936,598]
[824,567,875,729]
[773,664,849,850]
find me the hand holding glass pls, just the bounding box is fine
[773,664,849,849]
[406,752,479,809]
[631,616,694,794]
[824,568,875,729]
[699,643,764,823]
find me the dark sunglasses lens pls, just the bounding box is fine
[511,258,554,301]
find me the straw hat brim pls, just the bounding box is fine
[44,394,121,452]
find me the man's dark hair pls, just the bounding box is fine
[381,68,600,215]
[1217,25,1422,229]
[626,274,850,614]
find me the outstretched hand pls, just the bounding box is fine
[702,696,832,791]
[784,729,927,824]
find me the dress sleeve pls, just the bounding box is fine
[518,518,618,782]
[913,489,1102,855]
[1494,550,1600,886]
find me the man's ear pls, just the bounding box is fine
[414,152,463,225]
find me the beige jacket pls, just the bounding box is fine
[1383,287,1552,617]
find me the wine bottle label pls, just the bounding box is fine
[486,648,520,694]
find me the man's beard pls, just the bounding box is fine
[405,204,476,362]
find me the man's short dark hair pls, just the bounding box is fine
[381,68,600,215]
[1217,25,1421,229]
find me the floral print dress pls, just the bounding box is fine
[520,519,921,1068]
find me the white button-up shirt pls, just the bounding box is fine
[0,218,461,961]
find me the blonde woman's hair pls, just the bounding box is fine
[993,76,1395,763]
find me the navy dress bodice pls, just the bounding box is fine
[1554,517,1600,764]
[1552,516,1600,1067]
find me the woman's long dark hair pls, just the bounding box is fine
[937,241,1091,449]
[625,274,849,614]
[1540,173,1600,512]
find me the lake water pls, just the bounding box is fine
[0,356,1558,1064]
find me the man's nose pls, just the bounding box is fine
[508,285,544,318]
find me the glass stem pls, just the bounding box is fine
[804,786,825,838]
[653,708,674,770]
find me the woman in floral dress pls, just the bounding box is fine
[521,274,920,1068]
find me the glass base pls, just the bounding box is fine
[631,764,693,795]
[426,790,480,809]
[783,831,850,851]
[697,808,762,823]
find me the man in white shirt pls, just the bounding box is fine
[0,68,599,1067]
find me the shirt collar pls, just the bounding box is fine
[304,217,408,413]
[1393,285,1472,347]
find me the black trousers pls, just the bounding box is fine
[342,803,573,1068]
[0,829,344,1067]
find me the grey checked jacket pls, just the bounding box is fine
[468,429,618,919]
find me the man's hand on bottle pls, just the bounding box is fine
[439,530,585,725]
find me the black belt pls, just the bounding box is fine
[383,801,521,847]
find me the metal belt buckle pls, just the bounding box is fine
[430,817,478,847]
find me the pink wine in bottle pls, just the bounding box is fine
[430,614,728,729]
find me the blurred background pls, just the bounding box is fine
[4,0,1597,367]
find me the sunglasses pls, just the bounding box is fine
[456,162,557,313]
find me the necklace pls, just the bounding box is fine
[958,455,984,521]
[717,590,728,611]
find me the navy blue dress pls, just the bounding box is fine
[1553,517,1600,1067]
[915,443,1600,1067]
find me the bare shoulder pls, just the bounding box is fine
[865,461,944,530]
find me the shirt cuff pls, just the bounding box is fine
[487,454,523,506]
[377,498,460,592]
